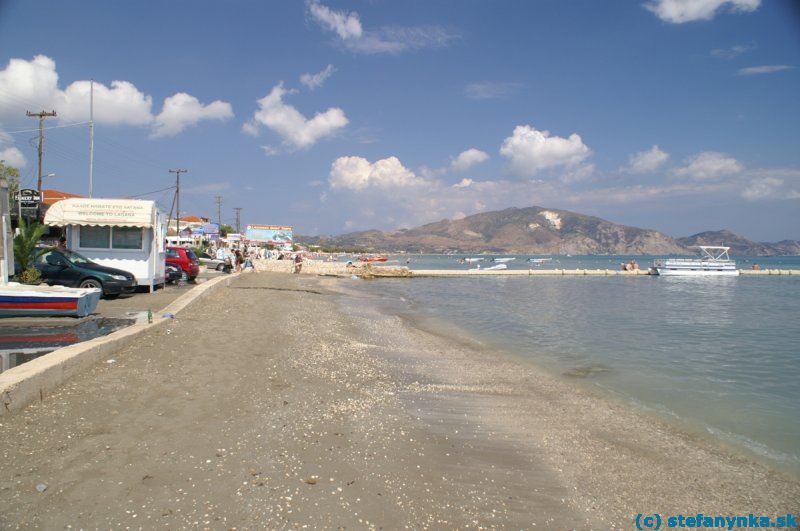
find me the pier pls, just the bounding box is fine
[408,268,800,277]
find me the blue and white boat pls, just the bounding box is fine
[652,246,739,277]
[0,282,101,317]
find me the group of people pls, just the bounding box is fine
[208,243,265,272]
[204,243,304,274]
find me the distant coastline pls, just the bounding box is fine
[298,205,799,256]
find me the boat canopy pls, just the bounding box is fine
[44,198,157,228]
[690,245,732,260]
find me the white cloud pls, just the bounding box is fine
[674,151,743,180]
[450,148,489,172]
[737,65,794,76]
[152,92,233,138]
[711,42,756,59]
[500,125,591,178]
[625,145,670,174]
[0,55,231,136]
[560,163,596,183]
[463,82,521,100]
[0,146,26,167]
[307,1,362,40]
[300,64,336,90]
[307,1,457,54]
[645,0,760,23]
[741,177,784,200]
[58,80,153,125]
[453,178,473,189]
[244,83,348,150]
[329,155,426,191]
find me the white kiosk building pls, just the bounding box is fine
[44,198,167,291]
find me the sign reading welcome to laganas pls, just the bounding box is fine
[44,198,157,228]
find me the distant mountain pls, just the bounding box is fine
[299,206,799,256]
[677,230,800,256]
[301,206,686,254]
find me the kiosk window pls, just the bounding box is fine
[80,226,110,248]
[112,227,143,249]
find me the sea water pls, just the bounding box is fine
[357,255,800,474]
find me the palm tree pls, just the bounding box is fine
[13,218,47,273]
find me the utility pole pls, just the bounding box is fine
[26,110,57,195]
[169,169,188,239]
[234,207,242,234]
[88,79,94,197]
[215,195,223,227]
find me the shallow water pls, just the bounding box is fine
[353,258,800,473]
[0,318,133,373]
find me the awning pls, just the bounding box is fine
[44,198,157,228]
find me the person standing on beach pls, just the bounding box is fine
[293,253,303,274]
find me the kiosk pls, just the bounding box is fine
[44,198,167,291]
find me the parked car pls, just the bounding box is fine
[166,246,200,281]
[164,263,182,284]
[32,248,137,298]
[197,252,225,271]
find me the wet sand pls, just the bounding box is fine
[0,272,797,529]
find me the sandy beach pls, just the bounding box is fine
[1,272,798,529]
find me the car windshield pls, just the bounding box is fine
[61,250,93,264]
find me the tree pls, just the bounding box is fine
[1,160,20,210]
[13,218,47,281]
[219,224,234,237]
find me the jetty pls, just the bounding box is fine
[410,268,799,277]
[253,260,798,278]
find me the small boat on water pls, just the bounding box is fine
[652,246,739,277]
[528,257,552,266]
[492,257,516,263]
[463,257,483,264]
[472,263,507,271]
[0,282,102,317]
[357,255,388,263]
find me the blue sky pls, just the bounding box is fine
[0,0,798,240]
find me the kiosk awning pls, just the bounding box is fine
[44,198,157,228]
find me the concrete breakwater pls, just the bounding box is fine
[253,260,799,278]
[410,268,799,277]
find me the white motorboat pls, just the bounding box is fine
[528,257,552,266]
[464,257,483,264]
[492,257,515,263]
[472,263,507,271]
[652,246,739,276]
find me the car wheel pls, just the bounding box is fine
[79,278,103,291]
[216,263,224,271]
[180,271,189,281]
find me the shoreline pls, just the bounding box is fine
[325,276,800,517]
[0,272,797,528]
[380,290,800,479]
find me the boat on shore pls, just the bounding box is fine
[0,282,102,317]
[358,255,388,263]
[652,246,739,276]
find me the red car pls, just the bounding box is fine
[166,246,200,281]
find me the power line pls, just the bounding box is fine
[0,122,89,134]
[215,195,223,227]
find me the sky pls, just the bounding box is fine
[0,0,798,241]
